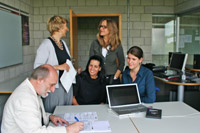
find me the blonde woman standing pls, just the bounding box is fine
[34,16,73,113]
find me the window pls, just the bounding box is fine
[152,15,176,66]
[179,11,200,64]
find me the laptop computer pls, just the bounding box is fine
[106,83,147,117]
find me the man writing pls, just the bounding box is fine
[1,64,84,133]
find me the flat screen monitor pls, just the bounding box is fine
[193,54,200,69]
[169,53,188,72]
[168,52,181,65]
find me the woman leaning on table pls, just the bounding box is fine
[89,18,125,85]
[34,16,73,113]
[122,46,156,103]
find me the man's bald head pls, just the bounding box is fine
[30,64,58,97]
[31,64,57,80]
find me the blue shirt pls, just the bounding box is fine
[122,65,156,103]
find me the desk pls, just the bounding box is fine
[131,102,200,133]
[0,76,26,93]
[186,65,200,77]
[154,76,200,101]
[51,102,200,133]
[51,105,138,133]
[186,65,200,72]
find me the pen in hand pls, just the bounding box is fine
[74,116,79,122]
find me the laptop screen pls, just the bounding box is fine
[106,84,141,107]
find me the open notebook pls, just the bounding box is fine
[106,83,147,117]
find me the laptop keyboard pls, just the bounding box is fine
[113,105,147,114]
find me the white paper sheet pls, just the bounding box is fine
[64,112,98,121]
[60,59,77,93]
[91,121,111,132]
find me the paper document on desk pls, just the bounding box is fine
[60,59,76,93]
[64,112,98,121]
[57,112,111,132]
[90,121,111,132]
[58,120,111,132]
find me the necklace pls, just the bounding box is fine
[50,36,63,50]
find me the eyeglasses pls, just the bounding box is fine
[98,25,107,29]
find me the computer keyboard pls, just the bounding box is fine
[114,105,147,112]
[154,69,179,78]
[164,70,177,76]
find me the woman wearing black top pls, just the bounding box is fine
[73,55,106,105]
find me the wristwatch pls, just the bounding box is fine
[113,76,118,80]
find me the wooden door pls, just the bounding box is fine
[70,9,78,69]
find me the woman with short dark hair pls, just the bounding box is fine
[73,55,107,105]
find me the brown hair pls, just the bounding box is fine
[47,16,68,35]
[97,18,120,51]
[127,46,143,59]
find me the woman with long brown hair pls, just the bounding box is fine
[89,18,125,85]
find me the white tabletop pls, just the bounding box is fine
[52,102,200,133]
[131,102,200,133]
[52,104,139,133]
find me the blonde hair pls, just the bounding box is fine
[47,16,68,35]
[97,18,120,51]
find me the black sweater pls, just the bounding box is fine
[73,73,106,105]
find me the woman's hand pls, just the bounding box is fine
[114,69,121,79]
[77,67,82,74]
[54,63,70,72]
[72,96,79,105]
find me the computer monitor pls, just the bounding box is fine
[193,54,200,69]
[168,52,181,65]
[169,53,188,72]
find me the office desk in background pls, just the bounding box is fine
[186,65,200,72]
[51,102,200,133]
[186,65,200,77]
[0,76,26,93]
[154,76,200,102]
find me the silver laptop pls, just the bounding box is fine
[106,83,147,117]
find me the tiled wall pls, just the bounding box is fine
[77,17,100,69]
[0,0,34,83]
[31,0,176,69]
[0,0,199,85]
[0,0,178,84]
[0,0,34,126]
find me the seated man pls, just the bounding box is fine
[1,64,84,133]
